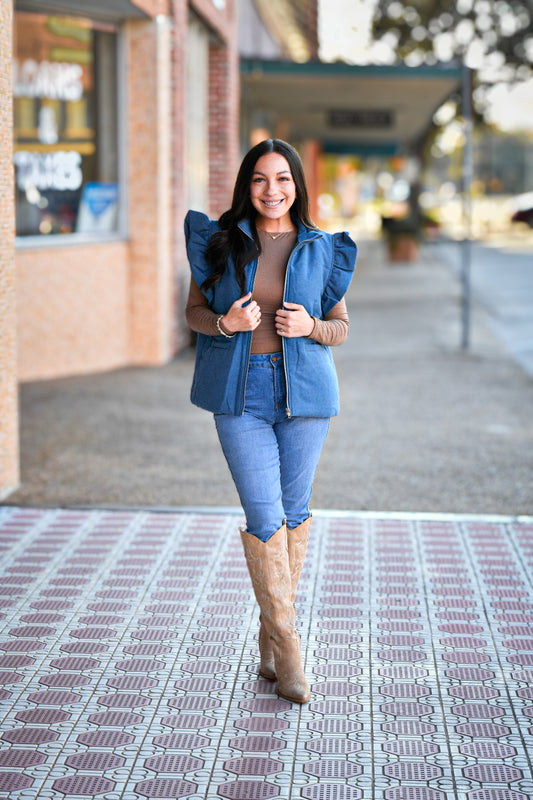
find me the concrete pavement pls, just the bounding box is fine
[5,238,533,515]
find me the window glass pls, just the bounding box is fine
[186,14,209,212]
[13,12,119,237]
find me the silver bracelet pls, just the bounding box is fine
[216,314,236,338]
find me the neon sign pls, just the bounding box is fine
[13,59,84,101]
[14,151,83,192]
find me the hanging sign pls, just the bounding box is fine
[329,109,394,128]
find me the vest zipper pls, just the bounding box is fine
[282,235,314,418]
[281,259,291,418]
[240,259,259,415]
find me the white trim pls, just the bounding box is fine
[7,504,532,524]
[16,233,127,249]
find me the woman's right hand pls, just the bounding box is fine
[220,292,261,333]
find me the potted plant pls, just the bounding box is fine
[381,213,422,263]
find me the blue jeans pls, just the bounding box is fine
[215,352,330,542]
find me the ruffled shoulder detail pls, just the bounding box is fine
[322,231,358,316]
[184,210,219,297]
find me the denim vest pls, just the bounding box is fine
[184,210,357,417]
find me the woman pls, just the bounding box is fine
[185,138,357,703]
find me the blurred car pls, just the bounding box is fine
[511,207,533,228]
[511,192,533,228]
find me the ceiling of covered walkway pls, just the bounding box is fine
[241,60,463,155]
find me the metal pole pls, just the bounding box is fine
[461,63,473,350]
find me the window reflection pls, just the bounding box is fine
[14,12,119,237]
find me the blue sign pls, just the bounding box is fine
[76,182,118,233]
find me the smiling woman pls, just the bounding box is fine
[250,153,297,230]
[184,138,357,705]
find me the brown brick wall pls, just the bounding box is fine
[207,4,240,217]
[16,242,130,381]
[0,0,19,496]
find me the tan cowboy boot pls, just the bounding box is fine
[241,525,310,704]
[258,516,312,681]
[258,615,276,680]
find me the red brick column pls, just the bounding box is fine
[0,0,20,496]
[126,16,174,365]
[170,0,191,351]
[208,13,240,218]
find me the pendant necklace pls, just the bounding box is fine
[259,229,291,240]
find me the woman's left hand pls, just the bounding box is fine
[275,302,315,338]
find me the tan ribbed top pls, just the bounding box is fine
[251,229,296,353]
[186,229,350,348]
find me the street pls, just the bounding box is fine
[439,238,533,376]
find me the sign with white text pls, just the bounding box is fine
[329,109,394,128]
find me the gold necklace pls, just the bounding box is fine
[258,229,292,240]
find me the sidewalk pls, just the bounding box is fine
[1,505,533,799]
[2,239,533,798]
[5,239,533,515]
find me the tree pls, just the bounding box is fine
[372,0,532,83]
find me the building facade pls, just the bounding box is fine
[1,0,240,498]
[1,0,18,498]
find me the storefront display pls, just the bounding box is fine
[13,11,119,237]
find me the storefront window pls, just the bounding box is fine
[186,14,209,212]
[13,12,119,238]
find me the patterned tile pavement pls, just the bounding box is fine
[0,505,532,800]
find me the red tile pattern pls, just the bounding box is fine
[0,509,532,799]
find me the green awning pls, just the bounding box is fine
[15,0,150,22]
[241,59,462,154]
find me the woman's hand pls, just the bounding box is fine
[275,302,314,338]
[220,292,261,333]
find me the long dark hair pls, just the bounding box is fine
[203,138,316,293]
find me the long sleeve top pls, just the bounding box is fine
[186,229,349,350]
